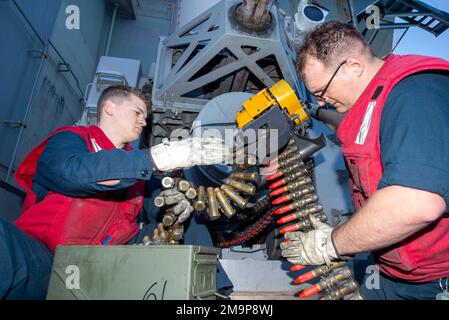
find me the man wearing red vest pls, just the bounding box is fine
[280,21,449,299]
[0,85,231,299]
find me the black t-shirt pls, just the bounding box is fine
[378,71,449,206]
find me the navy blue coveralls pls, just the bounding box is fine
[0,130,231,299]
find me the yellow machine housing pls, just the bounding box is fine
[236,80,308,128]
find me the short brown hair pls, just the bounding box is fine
[97,85,150,120]
[296,21,373,79]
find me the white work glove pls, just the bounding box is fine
[280,215,339,266]
[150,137,232,171]
[159,189,194,224]
[177,205,194,224]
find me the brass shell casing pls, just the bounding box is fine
[215,187,236,219]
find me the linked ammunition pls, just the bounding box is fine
[277,204,324,225]
[319,279,359,300]
[157,223,167,241]
[270,176,312,197]
[265,141,296,166]
[234,163,254,171]
[220,184,248,208]
[299,267,353,298]
[152,228,159,241]
[290,264,307,272]
[268,168,309,189]
[287,138,295,146]
[279,220,310,234]
[162,212,176,226]
[266,162,307,181]
[171,223,184,241]
[266,156,305,172]
[273,194,319,215]
[154,196,165,208]
[207,187,221,220]
[160,188,180,197]
[161,176,175,189]
[279,213,327,234]
[279,145,299,160]
[152,228,166,244]
[194,186,207,212]
[164,193,185,205]
[166,229,173,242]
[229,172,260,184]
[279,154,304,168]
[294,262,347,284]
[185,187,197,199]
[173,199,190,215]
[344,291,365,300]
[315,212,328,222]
[224,178,256,196]
[177,179,191,192]
[215,187,236,219]
[142,235,152,245]
[271,185,315,205]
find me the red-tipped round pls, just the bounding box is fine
[266,163,280,172]
[268,179,286,190]
[280,223,299,234]
[299,284,321,298]
[290,264,307,272]
[270,186,287,197]
[265,157,278,166]
[266,171,283,181]
[277,213,298,225]
[294,271,316,284]
[272,195,290,205]
[273,204,294,215]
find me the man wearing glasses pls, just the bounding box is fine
[281,21,449,299]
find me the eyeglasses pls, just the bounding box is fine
[312,60,346,103]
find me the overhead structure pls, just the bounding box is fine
[151,0,300,114]
[349,0,449,44]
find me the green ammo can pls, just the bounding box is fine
[46,245,219,300]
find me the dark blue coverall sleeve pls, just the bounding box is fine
[378,72,449,207]
[0,130,156,299]
[33,131,153,197]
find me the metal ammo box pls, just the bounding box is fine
[46,245,219,300]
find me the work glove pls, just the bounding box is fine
[280,215,339,266]
[159,189,194,224]
[177,205,194,224]
[150,137,232,171]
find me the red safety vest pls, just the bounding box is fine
[336,54,449,282]
[14,125,145,253]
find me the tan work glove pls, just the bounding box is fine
[150,137,232,171]
[159,189,194,224]
[280,215,339,266]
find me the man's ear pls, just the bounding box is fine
[346,56,364,78]
[102,100,115,117]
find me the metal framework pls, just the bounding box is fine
[152,0,299,113]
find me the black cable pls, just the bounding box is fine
[391,27,409,53]
[190,122,236,131]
